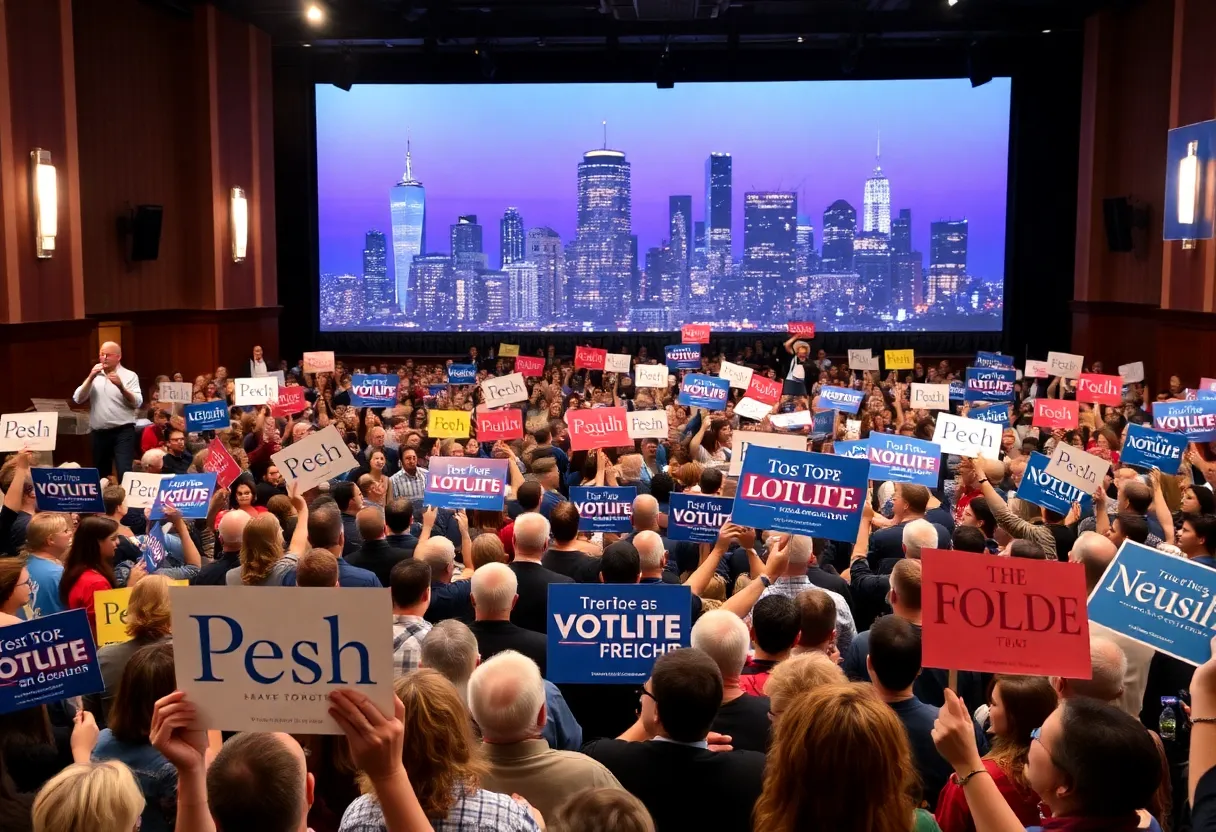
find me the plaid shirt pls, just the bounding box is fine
[390,466,428,502]
[392,614,432,678]
[758,576,856,655]
[340,788,539,832]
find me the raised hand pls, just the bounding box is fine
[150,691,208,773]
[328,689,404,784]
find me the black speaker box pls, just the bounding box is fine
[129,204,163,261]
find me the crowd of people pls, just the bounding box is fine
[1,336,1215,832]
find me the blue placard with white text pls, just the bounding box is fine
[818,385,863,414]
[866,434,942,487]
[677,374,730,411]
[447,364,477,385]
[975,351,1014,369]
[350,374,400,408]
[0,608,103,715]
[667,494,734,543]
[1153,399,1216,443]
[151,473,217,520]
[1120,423,1187,474]
[731,446,869,541]
[665,345,701,370]
[834,440,869,459]
[143,523,170,572]
[30,467,104,513]
[1015,452,1093,516]
[969,404,1011,427]
[965,367,1016,403]
[811,410,836,440]
[571,486,636,533]
[949,380,966,400]
[1088,540,1216,666]
[546,583,691,684]
[424,457,509,510]
[185,401,229,432]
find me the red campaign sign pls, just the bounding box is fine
[1076,373,1123,406]
[1032,398,1079,430]
[203,438,241,490]
[515,355,546,377]
[271,386,307,418]
[476,409,523,442]
[574,346,607,372]
[681,324,710,344]
[788,321,816,338]
[568,407,631,451]
[1201,377,1216,392]
[745,374,782,406]
[921,548,1092,678]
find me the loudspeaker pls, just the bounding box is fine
[1102,197,1134,252]
[128,205,163,261]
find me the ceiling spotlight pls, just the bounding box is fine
[1042,29,1051,34]
[797,36,804,43]
[305,3,324,24]
[947,0,958,6]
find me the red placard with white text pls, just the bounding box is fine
[515,356,545,377]
[574,346,607,372]
[203,438,241,490]
[681,324,710,344]
[921,548,1092,677]
[788,321,816,338]
[476,409,523,441]
[1033,399,1079,430]
[745,374,782,406]
[1076,373,1123,406]
[1201,378,1216,392]
[271,386,306,418]
[568,407,631,451]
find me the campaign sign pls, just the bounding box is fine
[0,411,58,451]
[949,380,966,401]
[975,351,1015,369]
[884,349,914,370]
[426,385,446,398]
[574,346,607,371]
[866,434,941,487]
[204,438,241,489]
[302,351,335,374]
[351,374,399,408]
[1087,540,1216,667]
[817,386,863,414]
[604,353,632,374]
[0,608,103,716]
[546,583,691,684]
[1120,423,1187,474]
[664,345,701,370]
[728,432,811,476]
[1017,452,1094,516]
[970,404,1011,428]
[718,360,754,390]
[734,398,773,422]
[94,580,191,647]
[1118,362,1145,384]
[1047,351,1084,379]
[476,409,524,442]
[965,367,1016,403]
[31,468,104,513]
[121,472,167,509]
[142,523,170,573]
[1025,360,1050,379]
[910,383,950,411]
[424,457,509,511]
[678,374,729,411]
[481,373,528,409]
[834,440,869,459]
[731,446,869,542]
[634,364,670,389]
[626,409,669,440]
[571,486,636,533]
[1201,378,1216,392]
[848,349,879,371]
[1045,445,1110,496]
[234,377,278,407]
[447,364,477,385]
[158,381,193,404]
[1034,399,1079,430]
[811,409,836,440]
[922,549,1091,677]
[1077,373,1123,406]
[271,386,307,418]
[428,410,471,439]
[787,321,816,338]
[151,473,217,520]
[932,413,1001,459]
[170,586,394,733]
[498,344,520,358]
[185,401,229,432]
[668,494,733,543]
[681,323,710,344]
[745,374,782,406]
[1153,399,1216,443]
[516,355,546,377]
[568,407,631,451]
[769,410,812,430]
[271,425,360,492]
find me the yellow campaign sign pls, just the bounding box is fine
[884,349,915,370]
[498,344,520,358]
[428,410,471,439]
[94,581,189,646]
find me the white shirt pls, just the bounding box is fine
[250,358,268,377]
[73,364,142,429]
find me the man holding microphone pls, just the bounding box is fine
[73,340,142,476]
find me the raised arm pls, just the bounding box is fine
[782,334,799,355]
[288,482,310,555]
[932,689,1027,832]
[3,449,31,514]
[165,506,201,567]
[1148,470,1175,546]
[689,411,710,462]
[1093,486,1111,537]
[684,524,736,598]
[722,537,789,619]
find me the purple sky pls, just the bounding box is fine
[316,79,1011,279]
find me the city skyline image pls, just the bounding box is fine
[316,79,1011,332]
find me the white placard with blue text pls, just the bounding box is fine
[0,411,58,451]
[31,467,104,513]
[634,364,670,389]
[1016,452,1093,516]
[0,608,102,715]
[866,435,941,487]
[731,446,869,541]
[121,472,168,509]
[1120,423,1187,473]
[571,486,635,533]
[667,494,734,543]
[931,412,1001,459]
[271,425,360,492]
[233,377,278,407]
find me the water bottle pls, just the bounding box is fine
[1160,696,1178,741]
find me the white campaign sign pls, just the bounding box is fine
[170,586,394,734]
[931,413,1001,459]
[1119,362,1145,384]
[121,472,168,509]
[718,360,754,390]
[728,431,809,476]
[0,411,58,451]
[769,410,812,429]
[910,383,950,411]
[626,409,668,439]
[734,397,773,422]
[233,377,278,407]
[271,424,359,492]
[634,364,670,388]
[1024,360,1050,379]
[303,351,336,374]
[1045,444,1111,496]
[158,382,193,404]
[1047,351,1084,379]
[848,349,878,371]
[479,372,528,409]
[604,353,632,374]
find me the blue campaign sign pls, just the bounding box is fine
[811,410,836,440]
[818,385,863,414]
[731,446,870,542]
[1153,399,1216,443]
[677,374,729,411]
[0,608,103,715]
[350,374,399,408]
[571,486,636,533]
[970,404,1011,427]
[866,434,941,487]
[424,457,508,510]
[1088,540,1216,666]
[30,468,104,513]
[834,440,869,459]
[949,380,966,400]
[1016,452,1094,516]
[546,583,691,684]
[185,401,229,432]
[448,364,477,385]
[1121,423,1188,474]
[965,367,1016,403]
[142,523,169,572]
[668,494,734,543]
[665,345,701,370]
[975,351,1014,369]
[151,473,217,520]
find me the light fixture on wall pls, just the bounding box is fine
[1179,140,1200,248]
[31,149,57,258]
[231,186,248,263]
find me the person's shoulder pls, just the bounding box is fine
[339,793,383,831]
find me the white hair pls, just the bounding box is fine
[634,530,665,571]
[902,519,939,559]
[420,620,479,700]
[140,449,165,470]
[513,512,550,555]
[1063,636,1127,702]
[471,562,517,615]
[218,510,251,548]
[690,609,750,680]
[786,534,814,566]
[417,537,456,574]
[633,494,658,515]
[467,650,545,743]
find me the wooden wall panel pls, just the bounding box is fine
[253,27,277,307]
[110,308,280,385]
[214,10,255,310]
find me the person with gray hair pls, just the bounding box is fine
[192,510,251,584]
[472,650,620,819]
[139,448,165,474]
[691,610,772,752]
[901,518,940,560]
[509,511,572,634]
[750,534,855,654]
[418,536,473,624]
[470,562,547,674]
[1052,635,1128,703]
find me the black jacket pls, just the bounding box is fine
[469,619,548,676]
[509,560,573,634]
[542,547,602,583]
[346,538,413,588]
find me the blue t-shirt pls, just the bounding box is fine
[21,555,65,619]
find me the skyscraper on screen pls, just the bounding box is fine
[526,227,565,318]
[500,208,525,267]
[862,135,891,236]
[451,215,483,259]
[479,270,510,326]
[854,232,892,308]
[412,254,453,322]
[928,219,968,306]
[821,200,857,273]
[743,192,797,318]
[362,231,390,314]
[506,262,542,324]
[669,195,693,268]
[705,153,732,275]
[389,142,426,315]
[568,148,632,324]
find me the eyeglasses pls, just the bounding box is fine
[637,687,655,704]
[1030,726,1065,770]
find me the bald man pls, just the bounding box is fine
[73,340,142,476]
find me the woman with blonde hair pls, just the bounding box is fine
[754,682,941,832]
[32,759,144,832]
[763,652,847,720]
[549,788,654,832]
[86,575,173,724]
[227,488,308,586]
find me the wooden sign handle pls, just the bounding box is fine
[948,668,958,692]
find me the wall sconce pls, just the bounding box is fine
[31,149,57,258]
[230,186,248,262]
[1179,140,1200,248]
